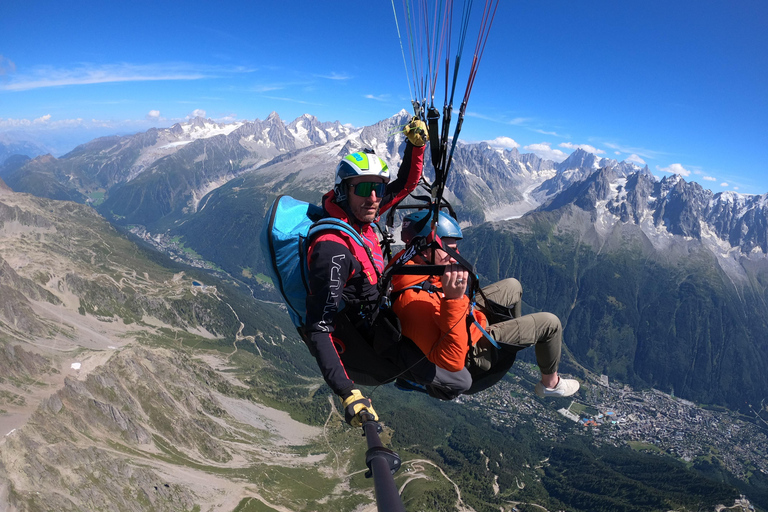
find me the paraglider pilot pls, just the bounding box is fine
[303,117,445,427]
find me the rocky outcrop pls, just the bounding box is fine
[0,347,238,511]
[540,167,768,254]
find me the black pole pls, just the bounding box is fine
[360,412,406,512]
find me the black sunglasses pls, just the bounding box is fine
[351,181,386,198]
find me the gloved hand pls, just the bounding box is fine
[340,389,378,427]
[404,116,428,147]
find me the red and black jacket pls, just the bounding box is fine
[304,143,424,397]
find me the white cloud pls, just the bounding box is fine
[559,142,605,154]
[189,109,206,119]
[524,142,567,162]
[252,84,285,93]
[464,112,531,126]
[657,163,691,177]
[625,154,646,165]
[262,95,323,106]
[703,176,716,182]
[51,117,85,127]
[0,117,33,128]
[720,182,729,187]
[146,110,161,120]
[0,63,210,92]
[614,151,621,155]
[0,55,16,75]
[485,136,519,150]
[533,128,562,137]
[364,94,390,102]
[465,111,494,121]
[90,119,115,128]
[0,115,85,129]
[733,186,739,190]
[215,114,238,123]
[602,141,664,161]
[315,72,352,80]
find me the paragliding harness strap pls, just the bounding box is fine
[469,311,501,350]
[381,232,501,351]
[389,279,441,302]
[260,195,379,331]
[309,219,385,330]
[435,242,502,350]
[389,277,500,351]
[309,218,382,287]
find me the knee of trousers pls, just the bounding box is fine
[532,312,562,335]
[484,278,523,305]
[501,278,522,301]
[497,277,522,295]
[435,366,472,394]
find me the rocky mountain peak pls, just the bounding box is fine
[187,116,210,128]
[542,168,768,254]
[6,109,763,257]
[31,154,57,165]
[558,148,605,171]
[356,111,411,158]
[169,122,185,135]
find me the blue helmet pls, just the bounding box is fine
[401,210,463,244]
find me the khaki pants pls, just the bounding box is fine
[467,279,563,394]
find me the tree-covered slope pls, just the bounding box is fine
[460,206,768,410]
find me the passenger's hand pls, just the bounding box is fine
[441,264,469,299]
[404,117,428,146]
[341,390,378,427]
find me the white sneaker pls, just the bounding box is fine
[535,378,580,398]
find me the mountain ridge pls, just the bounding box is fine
[5,111,765,239]
[1,123,766,510]
[4,113,768,412]
[540,166,768,260]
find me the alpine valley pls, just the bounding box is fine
[1,111,766,512]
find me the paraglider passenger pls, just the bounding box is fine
[391,210,580,397]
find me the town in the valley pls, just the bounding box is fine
[457,362,766,511]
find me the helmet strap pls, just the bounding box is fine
[335,189,362,224]
[334,182,348,203]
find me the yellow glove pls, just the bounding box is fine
[404,117,428,147]
[341,389,378,427]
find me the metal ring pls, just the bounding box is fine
[456,279,464,284]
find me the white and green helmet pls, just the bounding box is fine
[334,151,390,200]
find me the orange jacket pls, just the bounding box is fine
[391,262,488,372]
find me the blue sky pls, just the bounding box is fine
[1,1,766,194]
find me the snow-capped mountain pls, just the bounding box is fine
[204,111,416,199]
[3,113,356,226]
[60,113,354,187]
[5,109,766,263]
[438,143,557,223]
[540,165,768,265]
[533,148,646,200]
